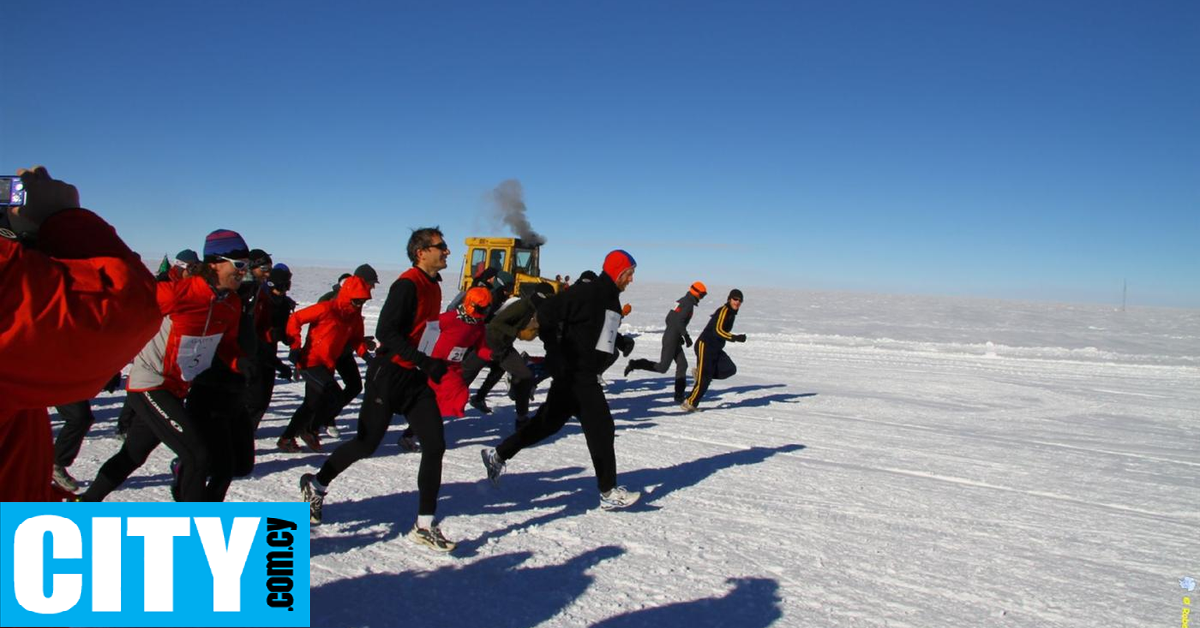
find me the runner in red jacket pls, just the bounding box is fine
[81,229,251,502]
[0,167,161,501]
[278,275,373,452]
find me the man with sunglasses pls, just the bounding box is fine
[681,289,747,412]
[302,228,459,552]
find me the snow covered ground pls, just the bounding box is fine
[56,268,1200,627]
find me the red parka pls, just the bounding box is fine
[0,209,161,501]
[287,275,372,370]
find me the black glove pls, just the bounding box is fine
[288,348,301,365]
[615,334,635,357]
[732,334,747,343]
[419,356,448,384]
[683,334,693,348]
[276,364,293,380]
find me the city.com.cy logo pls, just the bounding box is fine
[0,502,309,627]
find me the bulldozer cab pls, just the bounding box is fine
[459,237,559,294]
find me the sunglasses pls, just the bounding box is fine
[218,256,250,271]
[350,299,368,307]
[424,241,449,252]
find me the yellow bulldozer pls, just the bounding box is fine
[458,237,563,294]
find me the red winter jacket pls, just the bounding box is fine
[0,209,161,501]
[426,309,487,417]
[287,275,371,370]
[127,275,244,398]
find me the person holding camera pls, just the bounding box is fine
[0,166,161,501]
[81,230,252,502]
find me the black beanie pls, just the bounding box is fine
[354,263,379,285]
[729,288,744,302]
[269,266,292,290]
[249,249,272,269]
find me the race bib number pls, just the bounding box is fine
[595,310,621,354]
[177,334,222,381]
[447,346,469,363]
[417,320,441,355]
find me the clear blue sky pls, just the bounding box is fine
[3,1,1197,307]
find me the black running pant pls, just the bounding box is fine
[283,366,342,438]
[496,372,617,493]
[245,346,277,432]
[187,382,255,500]
[463,349,534,415]
[332,351,363,426]
[685,339,737,408]
[317,360,445,516]
[53,400,95,468]
[82,390,210,502]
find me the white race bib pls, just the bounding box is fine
[417,320,441,356]
[447,346,469,363]
[177,334,222,381]
[595,310,621,354]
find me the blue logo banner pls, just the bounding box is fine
[0,502,309,627]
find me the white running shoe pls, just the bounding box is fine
[599,486,641,511]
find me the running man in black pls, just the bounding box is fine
[681,289,746,412]
[481,250,643,511]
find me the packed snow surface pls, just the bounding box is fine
[58,268,1200,627]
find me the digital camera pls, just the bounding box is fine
[0,176,26,207]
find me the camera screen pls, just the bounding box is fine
[0,177,25,207]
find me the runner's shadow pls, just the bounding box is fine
[710,392,817,410]
[309,546,624,628]
[592,577,784,628]
[449,443,805,554]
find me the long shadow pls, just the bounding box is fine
[313,441,803,557]
[442,443,805,555]
[310,545,624,628]
[711,392,818,410]
[591,577,784,628]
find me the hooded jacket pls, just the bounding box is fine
[287,275,371,370]
[0,209,161,500]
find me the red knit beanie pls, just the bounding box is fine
[602,249,637,281]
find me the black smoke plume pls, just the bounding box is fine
[490,179,546,246]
